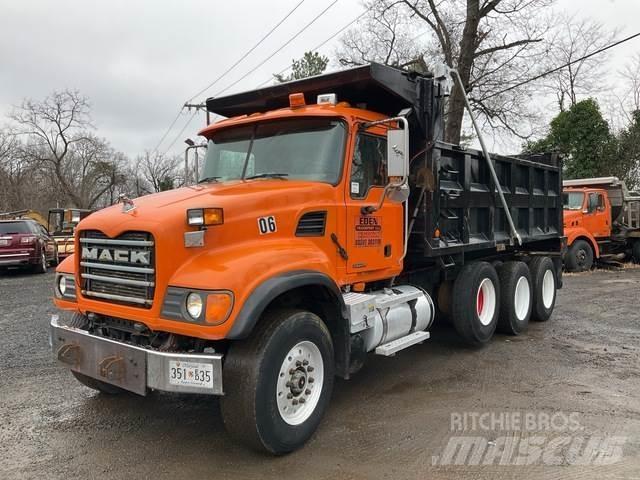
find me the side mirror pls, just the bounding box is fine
[387,129,408,177]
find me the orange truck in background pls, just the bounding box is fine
[563,177,640,271]
[50,64,564,454]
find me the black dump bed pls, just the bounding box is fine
[207,64,563,262]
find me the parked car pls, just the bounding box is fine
[0,219,58,273]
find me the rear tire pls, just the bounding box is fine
[220,309,334,454]
[497,262,532,335]
[34,250,47,274]
[529,256,557,322]
[566,239,593,272]
[452,262,500,345]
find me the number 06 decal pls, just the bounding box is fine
[258,216,277,235]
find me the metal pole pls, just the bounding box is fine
[194,148,199,182]
[449,68,522,246]
[184,148,189,186]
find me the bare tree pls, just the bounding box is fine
[543,16,618,111]
[9,90,125,208]
[135,151,183,193]
[337,2,424,68]
[338,0,554,143]
[620,53,640,116]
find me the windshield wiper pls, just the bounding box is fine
[197,176,221,184]
[244,173,289,180]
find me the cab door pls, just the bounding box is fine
[344,131,403,275]
[582,192,610,238]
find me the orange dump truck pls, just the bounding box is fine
[563,177,640,271]
[50,64,563,453]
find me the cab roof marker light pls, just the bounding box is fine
[317,93,337,105]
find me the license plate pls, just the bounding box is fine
[168,360,213,389]
[0,239,8,246]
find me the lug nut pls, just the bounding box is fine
[308,377,314,384]
[296,360,302,367]
[305,389,311,395]
[299,398,306,404]
[289,368,296,375]
[287,393,293,399]
[302,360,309,366]
[286,381,292,387]
[292,399,299,405]
[307,366,314,372]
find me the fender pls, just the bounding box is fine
[166,237,344,339]
[566,227,600,258]
[226,269,346,339]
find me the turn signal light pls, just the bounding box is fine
[205,292,234,325]
[289,92,306,108]
[187,208,224,226]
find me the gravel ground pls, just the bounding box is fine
[1,267,639,479]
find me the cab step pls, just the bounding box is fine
[375,331,430,356]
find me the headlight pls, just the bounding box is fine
[187,208,224,226]
[55,273,76,300]
[186,292,203,319]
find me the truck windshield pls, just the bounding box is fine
[563,192,584,210]
[200,118,346,184]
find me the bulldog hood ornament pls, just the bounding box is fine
[118,193,136,214]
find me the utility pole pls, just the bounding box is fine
[183,102,210,125]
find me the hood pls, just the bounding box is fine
[563,209,582,228]
[77,179,335,237]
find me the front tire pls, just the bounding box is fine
[221,309,334,454]
[566,239,593,272]
[452,262,500,345]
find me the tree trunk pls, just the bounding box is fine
[445,0,481,144]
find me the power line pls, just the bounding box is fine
[211,0,340,98]
[187,0,307,103]
[482,31,640,101]
[160,110,198,157]
[151,1,307,155]
[150,109,183,156]
[256,6,370,88]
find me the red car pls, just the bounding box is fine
[0,219,58,273]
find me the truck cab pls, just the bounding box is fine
[563,177,640,271]
[563,187,610,270]
[50,63,563,454]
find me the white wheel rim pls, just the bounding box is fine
[514,276,531,321]
[542,269,555,309]
[276,340,324,426]
[476,278,497,326]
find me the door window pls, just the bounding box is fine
[350,134,387,198]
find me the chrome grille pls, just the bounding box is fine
[80,231,155,308]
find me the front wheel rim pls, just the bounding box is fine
[514,276,531,321]
[476,278,497,326]
[542,269,555,309]
[276,340,324,426]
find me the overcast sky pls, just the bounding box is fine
[1,0,638,158]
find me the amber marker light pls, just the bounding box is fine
[288,92,306,108]
[187,208,224,227]
[205,292,234,325]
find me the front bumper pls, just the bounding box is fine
[0,252,37,266]
[50,314,224,395]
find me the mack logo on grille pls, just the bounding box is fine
[81,247,151,265]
